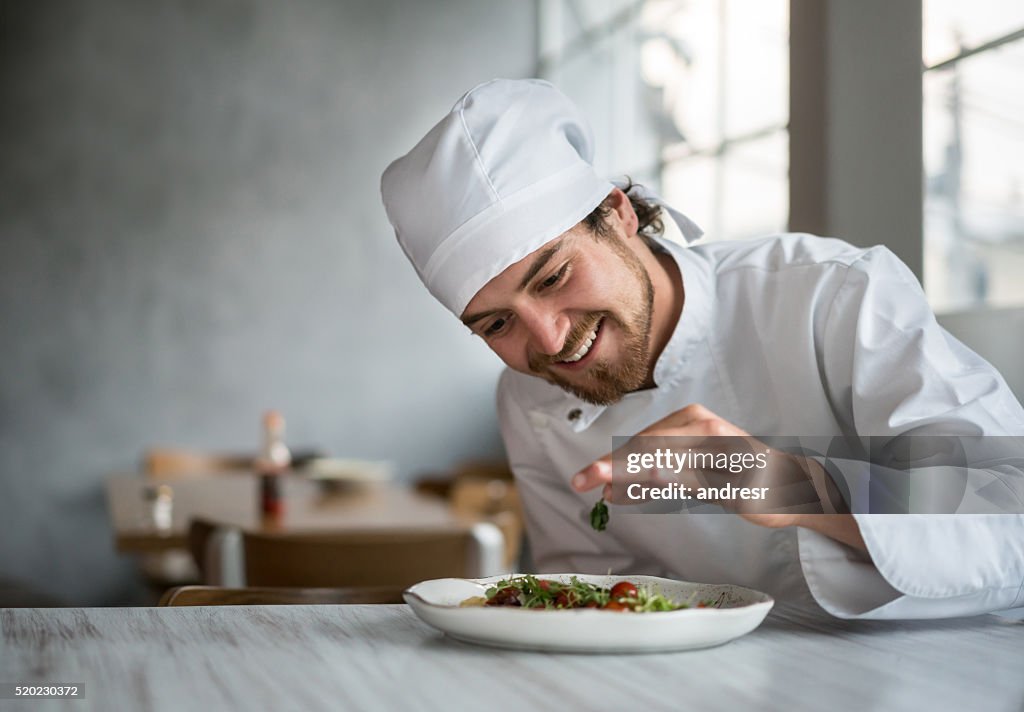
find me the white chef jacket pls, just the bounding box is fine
[496,230,1024,619]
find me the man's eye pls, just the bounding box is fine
[484,317,508,337]
[539,265,567,290]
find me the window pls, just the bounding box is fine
[538,0,789,243]
[923,1,1024,312]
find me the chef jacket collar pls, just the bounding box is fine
[531,218,715,433]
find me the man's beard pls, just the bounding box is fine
[528,241,655,406]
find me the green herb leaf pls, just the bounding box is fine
[590,497,609,531]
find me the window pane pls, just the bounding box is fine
[542,10,656,179]
[662,155,717,239]
[923,37,1024,311]
[541,0,788,243]
[640,0,787,149]
[643,0,788,242]
[718,132,789,240]
[539,0,641,60]
[924,0,1024,67]
[662,132,787,243]
[722,0,789,137]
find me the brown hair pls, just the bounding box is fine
[582,179,664,247]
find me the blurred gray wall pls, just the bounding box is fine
[0,0,535,604]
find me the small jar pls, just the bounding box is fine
[143,484,174,533]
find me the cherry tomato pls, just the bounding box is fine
[486,587,521,606]
[554,590,579,608]
[537,580,553,591]
[609,581,638,600]
[603,600,630,612]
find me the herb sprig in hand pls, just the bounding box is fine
[590,497,609,531]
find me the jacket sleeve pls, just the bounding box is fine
[798,246,1024,618]
[496,371,636,573]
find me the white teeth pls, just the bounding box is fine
[561,324,600,363]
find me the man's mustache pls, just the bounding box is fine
[528,314,605,371]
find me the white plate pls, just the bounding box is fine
[404,573,774,653]
[298,458,393,492]
[301,458,392,481]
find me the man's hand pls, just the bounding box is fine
[571,404,867,551]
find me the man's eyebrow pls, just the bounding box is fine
[461,309,498,327]
[517,242,562,291]
[461,242,564,327]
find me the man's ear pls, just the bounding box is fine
[608,187,639,238]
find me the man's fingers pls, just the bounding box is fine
[642,404,751,438]
[572,459,612,492]
[653,403,720,430]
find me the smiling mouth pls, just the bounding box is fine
[556,318,604,367]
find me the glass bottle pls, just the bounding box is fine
[256,410,291,520]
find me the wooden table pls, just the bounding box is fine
[106,473,458,553]
[2,603,1021,711]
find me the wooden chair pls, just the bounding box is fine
[415,460,524,569]
[134,469,249,590]
[241,524,504,589]
[132,450,254,590]
[159,585,406,606]
[450,483,522,569]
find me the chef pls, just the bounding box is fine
[381,78,1024,618]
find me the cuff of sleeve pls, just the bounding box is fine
[799,513,1024,618]
[796,524,902,618]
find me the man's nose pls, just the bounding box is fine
[520,306,570,357]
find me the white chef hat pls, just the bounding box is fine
[380,78,702,318]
